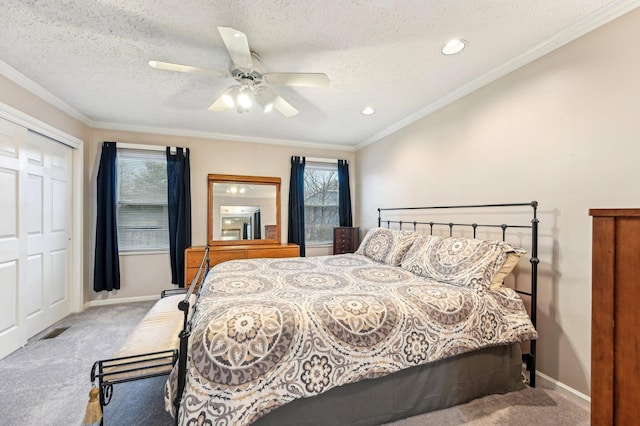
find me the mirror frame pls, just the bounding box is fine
[207,173,281,246]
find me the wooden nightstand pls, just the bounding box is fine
[333,227,359,255]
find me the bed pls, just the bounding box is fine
[165,202,539,426]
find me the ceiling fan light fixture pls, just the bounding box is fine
[237,91,253,109]
[222,93,235,108]
[441,39,466,55]
[152,26,325,118]
[255,87,277,113]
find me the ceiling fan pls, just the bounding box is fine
[149,26,330,117]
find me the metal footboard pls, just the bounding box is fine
[173,245,210,424]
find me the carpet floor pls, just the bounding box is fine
[0,301,590,425]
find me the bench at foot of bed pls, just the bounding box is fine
[85,291,193,425]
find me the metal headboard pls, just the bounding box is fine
[377,201,539,387]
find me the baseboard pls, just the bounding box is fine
[84,294,160,308]
[536,371,591,408]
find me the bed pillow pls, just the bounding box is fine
[356,227,421,266]
[489,252,521,290]
[400,235,526,291]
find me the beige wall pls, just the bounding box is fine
[0,75,90,141]
[355,8,640,395]
[86,129,354,303]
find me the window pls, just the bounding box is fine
[304,162,339,244]
[116,148,169,251]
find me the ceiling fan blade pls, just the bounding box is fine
[148,60,228,78]
[217,26,253,69]
[272,95,298,117]
[208,86,238,112]
[263,73,330,87]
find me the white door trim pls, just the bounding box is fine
[0,101,84,314]
[0,102,82,148]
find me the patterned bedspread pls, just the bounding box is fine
[165,254,537,425]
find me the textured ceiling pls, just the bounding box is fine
[0,0,635,148]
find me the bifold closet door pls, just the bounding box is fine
[0,118,73,359]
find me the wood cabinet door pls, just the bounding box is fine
[613,217,640,425]
[591,209,640,425]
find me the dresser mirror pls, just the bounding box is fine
[208,174,281,245]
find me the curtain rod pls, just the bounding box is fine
[305,156,341,164]
[118,142,177,153]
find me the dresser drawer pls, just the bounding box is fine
[333,227,359,255]
[185,248,206,268]
[211,250,246,266]
[336,235,354,245]
[247,246,300,259]
[185,267,200,288]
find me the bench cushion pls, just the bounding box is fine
[103,294,194,381]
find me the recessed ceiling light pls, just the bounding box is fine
[361,106,375,115]
[441,39,466,55]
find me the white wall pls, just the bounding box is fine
[355,8,640,395]
[86,128,355,303]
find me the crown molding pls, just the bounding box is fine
[91,121,355,152]
[0,59,92,126]
[355,0,640,150]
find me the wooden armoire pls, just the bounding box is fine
[590,209,640,425]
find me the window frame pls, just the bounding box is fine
[303,161,339,246]
[115,147,169,253]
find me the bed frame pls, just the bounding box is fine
[376,201,538,386]
[171,201,539,424]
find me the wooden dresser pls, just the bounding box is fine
[184,243,300,289]
[590,209,640,425]
[333,227,359,255]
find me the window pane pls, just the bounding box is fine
[117,205,168,229]
[116,148,169,251]
[304,166,339,244]
[118,228,169,251]
[117,150,167,204]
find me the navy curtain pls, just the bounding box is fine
[166,147,192,287]
[338,159,353,227]
[253,211,261,239]
[288,156,306,256]
[93,142,120,292]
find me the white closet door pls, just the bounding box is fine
[0,118,73,359]
[24,131,72,336]
[0,119,29,359]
